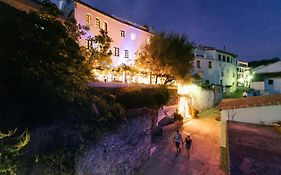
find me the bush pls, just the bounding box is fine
[115,87,170,108]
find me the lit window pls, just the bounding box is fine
[196,60,201,68]
[208,61,212,69]
[95,18,100,28]
[120,30,125,37]
[86,14,91,27]
[85,39,93,49]
[131,33,136,40]
[104,22,108,31]
[114,47,119,56]
[125,50,129,58]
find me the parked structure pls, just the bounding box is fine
[193,45,238,92]
[237,61,251,87]
[251,61,281,95]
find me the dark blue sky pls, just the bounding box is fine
[57,0,281,61]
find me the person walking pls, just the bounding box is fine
[185,135,192,159]
[174,130,183,156]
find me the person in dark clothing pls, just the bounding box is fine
[185,135,192,159]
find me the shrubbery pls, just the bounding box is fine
[115,87,170,108]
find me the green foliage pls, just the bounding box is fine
[40,149,75,175]
[0,129,30,175]
[116,87,170,108]
[0,2,93,129]
[249,57,280,68]
[136,32,194,84]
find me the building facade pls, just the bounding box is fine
[237,61,251,87]
[60,0,152,68]
[193,46,238,92]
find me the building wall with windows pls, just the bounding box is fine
[237,61,251,87]
[193,46,237,92]
[72,1,151,67]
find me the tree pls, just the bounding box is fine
[136,32,194,84]
[0,129,30,175]
[0,1,93,129]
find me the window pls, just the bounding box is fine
[196,60,201,68]
[227,57,230,62]
[125,50,129,58]
[104,22,108,31]
[218,54,221,61]
[114,47,119,56]
[86,14,91,27]
[206,80,210,85]
[222,55,226,61]
[233,73,235,77]
[95,18,100,28]
[220,80,223,85]
[85,39,92,49]
[221,71,224,77]
[208,61,212,69]
[268,79,274,85]
[120,30,125,37]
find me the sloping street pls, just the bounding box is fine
[138,108,225,175]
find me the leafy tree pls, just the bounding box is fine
[0,129,30,175]
[0,1,93,129]
[136,32,194,84]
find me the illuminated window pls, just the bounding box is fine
[104,22,108,31]
[208,61,212,69]
[120,30,125,37]
[131,33,136,40]
[114,47,119,56]
[196,60,201,68]
[85,39,93,49]
[95,18,100,28]
[86,14,91,27]
[125,50,129,58]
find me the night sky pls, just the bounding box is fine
[56,0,281,61]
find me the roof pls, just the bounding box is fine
[227,121,281,175]
[218,94,281,110]
[254,61,281,74]
[197,45,237,57]
[75,0,151,33]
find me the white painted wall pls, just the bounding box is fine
[74,2,151,67]
[220,105,281,147]
[265,78,281,94]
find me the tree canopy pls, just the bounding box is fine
[136,32,194,84]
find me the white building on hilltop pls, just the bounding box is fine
[193,46,238,92]
[237,61,251,87]
[60,0,152,68]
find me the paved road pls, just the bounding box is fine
[138,109,225,175]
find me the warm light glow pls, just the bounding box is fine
[178,97,191,118]
[177,84,200,95]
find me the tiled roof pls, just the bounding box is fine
[218,94,281,110]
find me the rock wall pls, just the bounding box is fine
[76,108,153,175]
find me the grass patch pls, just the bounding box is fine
[198,107,220,118]
[220,147,228,172]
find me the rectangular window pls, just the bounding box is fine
[227,57,230,62]
[104,22,108,31]
[120,30,125,37]
[268,79,274,85]
[196,60,201,68]
[220,80,223,85]
[206,80,210,85]
[95,18,100,28]
[208,61,212,69]
[86,14,91,27]
[222,55,226,61]
[125,50,129,58]
[85,39,92,49]
[114,47,119,56]
[218,54,221,61]
[221,71,224,77]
